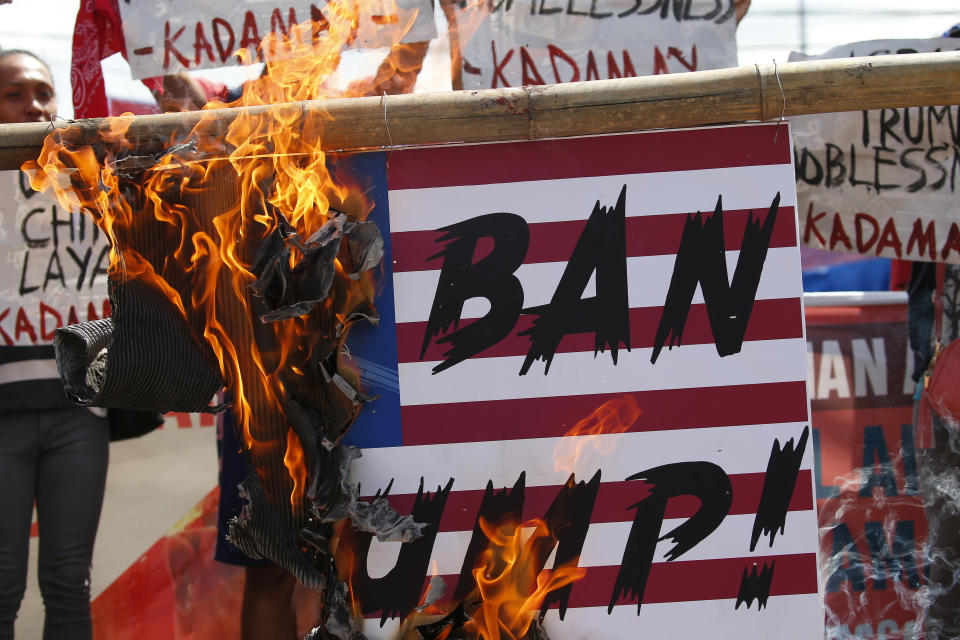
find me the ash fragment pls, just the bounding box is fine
[341,307,380,331]
[345,220,384,275]
[313,445,424,543]
[227,469,327,590]
[249,210,385,322]
[330,370,375,406]
[156,139,199,161]
[415,603,471,640]
[524,620,551,640]
[416,576,446,611]
[314,579,367,640]
[108,139,198,178]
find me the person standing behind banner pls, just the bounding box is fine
[0,50,110,640]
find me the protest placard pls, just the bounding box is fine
[55,122,820,638]
[117,0,438,79]
[790,38,960,263]
[323,122,820,638]
[0,170,109,386]
[456,0,737,89]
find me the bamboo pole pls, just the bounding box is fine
[1,50,958,170]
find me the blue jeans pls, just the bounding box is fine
[0,408,108,640]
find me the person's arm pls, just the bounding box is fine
[441,0,464,90]
[734,0,750,25]
[348,41,431,96]
[152,73,212,112]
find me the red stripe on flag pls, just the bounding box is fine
[400,297,803,364]
[386,125,791,190]
[580,554,818,607]
[392,207,797,273]
[362,553,818,618]
[366,470,814,533]
[399,381,808,446]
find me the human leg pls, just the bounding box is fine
[34,409,108,640]
[241,564,297,640]
[0,412,41,639]
[216,404,298,639]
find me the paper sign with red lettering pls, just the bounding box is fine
[790,38,960,264]
[117,0,438,79]
[455,0,738,89]
[0,170,109,379]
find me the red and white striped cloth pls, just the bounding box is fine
[351,123,821,639]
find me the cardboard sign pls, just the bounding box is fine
[117,0,438,79]
[805,298,926,638]
[790,38,960,264]
[325,123,822,638]
[456,0,738,89]
[0,170,109,385]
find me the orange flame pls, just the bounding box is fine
[553,396,642,476]
[283,426,308,512]
[24,4,418,517]
[468,518,586,640]
[23,3,607,628]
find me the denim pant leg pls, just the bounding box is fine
[35,409,108,640]
[0,414,42,639]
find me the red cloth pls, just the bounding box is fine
[71,0,161,119]
[890,259,912,292]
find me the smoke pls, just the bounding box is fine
[816,413,960,640]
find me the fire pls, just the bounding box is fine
[283,426,308,512]
[23,1,604,632]
[553,396,642,475]
[24,3,409,524]
[469,518,586,640]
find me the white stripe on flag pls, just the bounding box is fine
[352,421,813,494]
[361,594,824,639]
[392,247,802,324]
[397,338,809,406]
[387,165,797,232]
[365,511,819,577]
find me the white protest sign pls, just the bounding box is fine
[456,0,738,89]
[0,170,109,347]
[790,39,960,263]
[117,0,438,79]
[338,124,822,638]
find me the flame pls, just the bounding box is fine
[24,4,418,520]
[468,518,586,640]
[553,396,642,476]
[283,426,308,511]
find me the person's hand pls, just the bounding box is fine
[153,73,208,112]
[734,0,750,24]
[348,41,430,97]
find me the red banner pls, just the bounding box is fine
[807,297,925,639]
